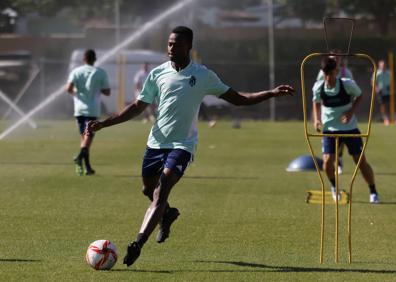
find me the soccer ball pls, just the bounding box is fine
[86,240,118,270]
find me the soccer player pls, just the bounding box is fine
[312,56,379,204]
[87,26,294,267]
[373,59,391,125]
[66,49,110,176]
[316,53,354,174]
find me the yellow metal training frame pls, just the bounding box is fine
[300,17,377,264]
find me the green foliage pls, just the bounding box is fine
[283,0,327,25]
[339,0,396,35]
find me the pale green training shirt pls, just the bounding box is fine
[68,64,109,117]
[138,61,230,154]
[312,78,362,131]
[373,69,390,96]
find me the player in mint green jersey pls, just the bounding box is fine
[373,59,391,125]
[87,26,294,267]
[312,56,379,204]
[66,49,110,176]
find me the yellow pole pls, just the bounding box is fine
[300,53,327,263]
[347,54,377,264]
[335,137,339,263]
[117,54,125,112]
[389,52,395,124]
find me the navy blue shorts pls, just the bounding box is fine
[322,129,363,155]
[76,116,97,135]
[142,148,193,177]
[377,94,390,105]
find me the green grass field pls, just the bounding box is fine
[1,120,395,281]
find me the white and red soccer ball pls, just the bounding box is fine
[86,240,118,270]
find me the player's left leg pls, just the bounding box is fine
[345,133,379,203]
[351,154,379,203]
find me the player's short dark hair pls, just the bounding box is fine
[84,49,96,64]
[171,26,193,47]
[321,56,337,75]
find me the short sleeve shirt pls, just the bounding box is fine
[312,78,362,131]
[68,64,109,117]
[138,61,229,153]
[374,69,390,96]
[134,69,149,94]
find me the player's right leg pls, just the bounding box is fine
[80,117,97,175]
[73,116,85,176]
[379,96,390,125]
[322,134,339,200]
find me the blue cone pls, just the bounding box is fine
[286,155,323,172]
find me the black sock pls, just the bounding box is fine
[81,147,92,170]
[76,147,85,161]
[369,184,377,195]
[136,233,148,248]
[330,178,336,188]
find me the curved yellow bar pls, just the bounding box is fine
[300,52,377,264]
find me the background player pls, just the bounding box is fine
[312,56,379,203]
[66,49,110,175]
[373,59,391,125]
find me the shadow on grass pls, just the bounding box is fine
[0,161,71,166]
[352,201,396,205]
[375,172,396,176]
[0,258,41,263]
[195,260,396,274]
[111,260,396,274]
[184,175,261,180]
[112,269,172,273]
[114,175,262,180]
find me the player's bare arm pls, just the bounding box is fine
[219,85,294,106]
[313,102,322,132]
[66,82,75,96]
[341,95,362,124]
[87,100,149,132]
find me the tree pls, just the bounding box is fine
[339,0,396,36]
[0,0,182,27]
[283,0,327,27]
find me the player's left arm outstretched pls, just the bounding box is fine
[219,85,294,106]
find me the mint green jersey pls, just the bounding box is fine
[138,61,229,154]
[312,78,361,131]
[373,69,390,96]
[68,64,109,117]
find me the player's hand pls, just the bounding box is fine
[314,120,322,132]
[86,120,103,135]
[272,85,295,97]
[341,111,353,124]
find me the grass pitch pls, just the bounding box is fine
[0,120,395,281]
